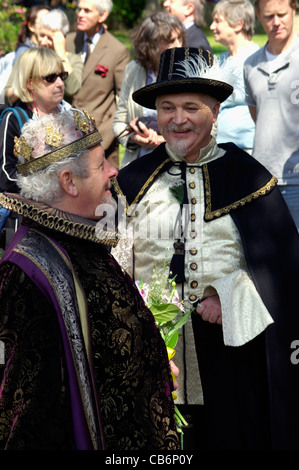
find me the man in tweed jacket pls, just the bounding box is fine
[66,0,130,168]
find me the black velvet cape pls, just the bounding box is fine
[113,142,299,450]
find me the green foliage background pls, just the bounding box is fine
[108,0,147,29]
[0,0,26,55]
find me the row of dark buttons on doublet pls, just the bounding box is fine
[188,167,198,303]
[189,279,199,303]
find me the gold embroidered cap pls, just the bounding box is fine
[15,109,103,176]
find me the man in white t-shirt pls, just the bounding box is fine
[243,0,299,229]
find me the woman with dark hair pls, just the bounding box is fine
[6,9,83,105]
[112,12,185,167]
[0,5,50,103]
[14,4,51,63]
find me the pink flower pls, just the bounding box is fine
[94,64,109,77]
[135,280,149,304]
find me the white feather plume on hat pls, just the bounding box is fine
[174,53,242,98]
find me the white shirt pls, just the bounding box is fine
[82,28,103,62]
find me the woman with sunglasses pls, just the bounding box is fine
[0,47,70,203]
[0,47,71,247]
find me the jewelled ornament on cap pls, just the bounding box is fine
[14,109,102,176]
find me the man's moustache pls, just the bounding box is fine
[165,124,197,132]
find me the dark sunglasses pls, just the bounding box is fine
[41,71,69,83]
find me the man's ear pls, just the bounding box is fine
[98,10,109,25]
[212,101,220,122]
[27,21,35,34]
[255,8,261,23]
[59,170,79,197]
[184,2,194,18]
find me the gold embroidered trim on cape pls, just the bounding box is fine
[0,193,118,247]
[203,164,278,220]
[112,178,125,200]
[25,228,94,367]
[112,158,172,216]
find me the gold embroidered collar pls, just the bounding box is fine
[0,193,118,247]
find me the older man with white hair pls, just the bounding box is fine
[0,109,180,450]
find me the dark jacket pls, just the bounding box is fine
[0,101,31,193]
[186,23,212,52]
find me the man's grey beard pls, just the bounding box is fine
[166,139,188,158]
[160,124,200,158]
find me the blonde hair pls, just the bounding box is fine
[212,0,255,39]
[12,47,63,103]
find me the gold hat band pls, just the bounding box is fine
[17,130,103,176]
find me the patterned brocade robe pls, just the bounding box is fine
[0,194,180,450]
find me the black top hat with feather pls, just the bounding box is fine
[132,47,234,109]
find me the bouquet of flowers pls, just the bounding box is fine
[135,260,194,447]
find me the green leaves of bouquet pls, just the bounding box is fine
[136,261,193,447]
[150,301,191,350]
[137,261,192,350]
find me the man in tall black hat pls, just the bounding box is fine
[112,47,299,450]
